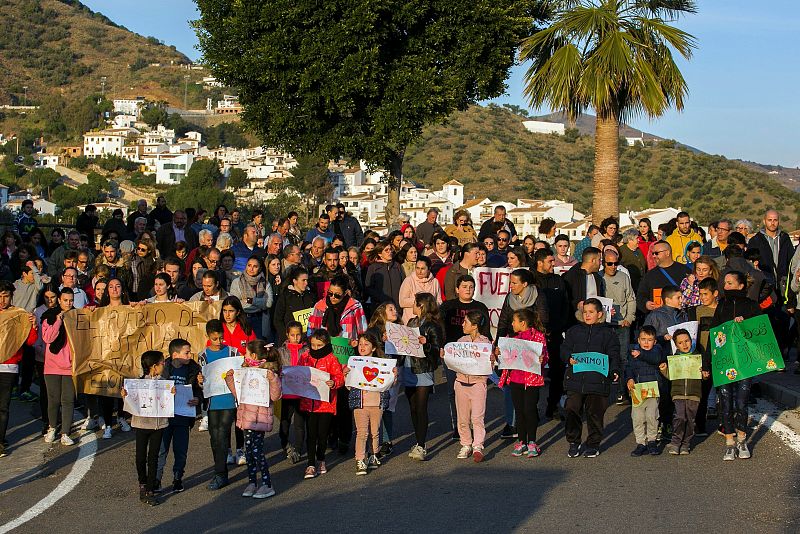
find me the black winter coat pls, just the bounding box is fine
[702,290,761,372]
[561,322,621,396]
[273,286,317,344]
[397,319,443,374]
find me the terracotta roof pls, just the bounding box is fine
[508,206,548,213]
[560,220,588,229]
[457,198,491,210]
[442,179,464,186]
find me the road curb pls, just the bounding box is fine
[760,380,800,410]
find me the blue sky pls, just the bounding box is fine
[82,0,800,167]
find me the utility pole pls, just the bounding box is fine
[184,75,190,109]
[101,76,107,96]
[22,86,28,106]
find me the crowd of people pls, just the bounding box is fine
[1,196,799,506]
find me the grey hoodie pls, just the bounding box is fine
[12,270,43,312]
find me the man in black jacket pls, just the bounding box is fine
[478,205,518,243]
[563,247,605,323]
[336,203,364,248]
[156,210,199,259]
[533,248,570,417]
[636,241,690,315]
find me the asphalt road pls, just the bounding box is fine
[1,384,799,533]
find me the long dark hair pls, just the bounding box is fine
[638,217,656,242]
[98,277,130,306]
[464,309,492,340]
[414,292,441,326]
[220,295,252,335]
[36,281,61,308]
[42,287,75,354]
[153,272,176,300]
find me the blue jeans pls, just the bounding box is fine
[156,424,190,482]
[718,379,751,435]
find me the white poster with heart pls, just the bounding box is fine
[497,337,544,375]
[443,342,494,376]
[345,356,396,392]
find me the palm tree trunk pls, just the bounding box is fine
[592,111,620,224]
[384,150,403,231]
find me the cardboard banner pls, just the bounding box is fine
[293,307,313,332]
[385,322,424,358]
[572,352,609,376]
[233,368,271,407]
[667,354,702,380]
[443,342,493,376]
[345,356,396,392]
[630,381,660,407]
[122,379,174,418]
[64,301,221,397]
[667,321,699,353]
[0,308,31,363]
[332,336,355,365]
[473,267,513,337]
[174,385,197,417]
[710,315,784,386]
[497,337,543,374]
[281,365,331,401]
[202,356,243,398]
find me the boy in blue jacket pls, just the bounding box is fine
[625,326,664,457]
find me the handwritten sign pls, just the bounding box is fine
[0,308,31,363]
[667,320,699,353]
[473,267,513,337]
[332,336,355,365]
[293,307,313,333]
[572,352,609,376]
[345,356,396,392]
[497,337,543,375]
[596,296,615,324]
[443,342,493,376]
[710,315,784,386]
[64,301,221,397]
[667,354,702,380]
[122,379,174,418]
[174,385,197,417]
[630,381,660,407]
[281,366,331,401]
[385,322,423,358]
[202,356,242,398]
[233,368,271,407]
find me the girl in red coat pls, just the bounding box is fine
[299,328,344,479]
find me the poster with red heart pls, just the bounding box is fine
[497,337,544,375]
[345,356,396,392]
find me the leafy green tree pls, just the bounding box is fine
[520,0,697,222]
[164,159,233,212]
[195,0,535,224]
[141,101,169,128]
[285,155,333,225]
[226,167,249,190]
[205,122,248,149]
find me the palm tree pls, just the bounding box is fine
[521,0,697,223]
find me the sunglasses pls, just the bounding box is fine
[328,291,344,300]
[652,250,666,256]
[605,261,618,266]
[138,247,149,252]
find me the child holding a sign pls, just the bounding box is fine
[497,308,548,458]
[625,326,664,457]
[277,321,309,464]
[346,332,394,475]
[121,351,175,507]
[300,329,344,479]
[454,310,493,462]
[224,341,282,499]
[659,329,707,455]
[562,298,620,458]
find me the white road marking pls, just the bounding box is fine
[750,399,800,456]
[0,432,98,534]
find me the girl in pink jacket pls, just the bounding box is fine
[497,308,549,458]
[398,257,442,323]
[225,341,282,500]
[41,287,77,446]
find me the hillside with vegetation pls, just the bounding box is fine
[404,105,800,227]
[0,0,227,107]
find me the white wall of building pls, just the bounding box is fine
[523,120,565,135]
[156,154,194,185]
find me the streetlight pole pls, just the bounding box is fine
[22,86,28,106]
[184,75,190,109]
[101,76,107,96]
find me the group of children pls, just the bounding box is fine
[123,272,754,506]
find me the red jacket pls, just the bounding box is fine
[298,351,344,414]
[498,327,549,388]
[1,310,37,369]
[204,322,257,355]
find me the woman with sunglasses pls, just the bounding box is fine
[308,275,368,454]
[130,238,157,301]
[444,210,478,247]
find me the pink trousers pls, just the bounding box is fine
[455,381,487,449]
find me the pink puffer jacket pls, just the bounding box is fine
[225,370,282,432]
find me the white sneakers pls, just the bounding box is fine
[408,444,427,461]
[242,483,257,497]
[198,416,209,432]
[80,417,99,431]
[457,445,472,459]
[252,484,275,499]
[102,425,113,439]
[118,418,132,432]
[44,428,57,443]
[60,434,75,446]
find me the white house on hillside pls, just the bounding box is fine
[113,98,144,117]
[84,130,127,158]
[156,153,194,185]
[523,120,565,135]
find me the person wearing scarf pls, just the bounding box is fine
[230,256,274,340]
[41,287,77,445]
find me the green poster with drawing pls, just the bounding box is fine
[709,315,784,387]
